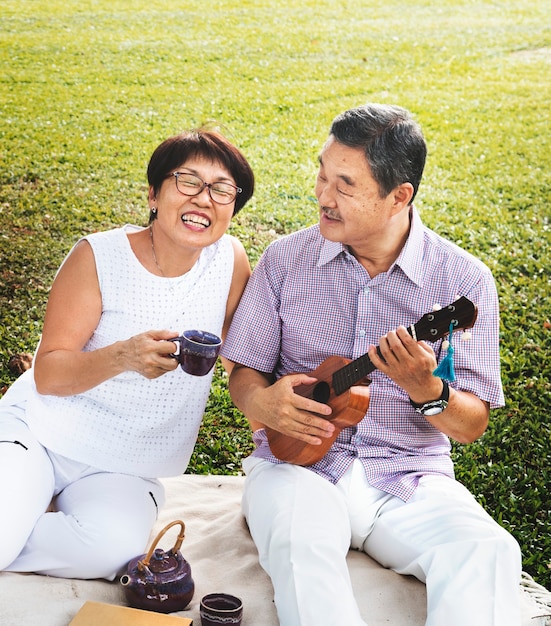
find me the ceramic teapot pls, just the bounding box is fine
[120,519,195,613]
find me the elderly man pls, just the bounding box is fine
[221,103,521,626]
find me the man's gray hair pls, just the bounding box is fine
[329,103,427,202]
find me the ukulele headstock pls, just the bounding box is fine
[412,297,478,343]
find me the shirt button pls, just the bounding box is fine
[358,329,366,337]
[363,287,370,294]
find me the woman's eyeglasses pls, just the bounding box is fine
[170,172,242,205]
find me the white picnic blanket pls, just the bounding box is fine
[1,474,549,625]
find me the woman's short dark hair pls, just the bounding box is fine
[329,104,427,202]
[147,128,254,217]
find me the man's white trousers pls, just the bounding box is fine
[242,456,522,626]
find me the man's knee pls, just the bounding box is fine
[494,525,522,570]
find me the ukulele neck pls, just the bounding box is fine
[331,324,415,396]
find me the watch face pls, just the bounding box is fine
[418,400,448,416]
[423,405,445,416]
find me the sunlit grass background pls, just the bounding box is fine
[1,0,549,588]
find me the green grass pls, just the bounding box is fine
[1,0,550,589]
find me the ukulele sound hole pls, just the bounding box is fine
[313,381,330,404]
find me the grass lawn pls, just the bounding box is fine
[1,0,550,589]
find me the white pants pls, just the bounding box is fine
[242,456,522,626]
[0,380,165,580]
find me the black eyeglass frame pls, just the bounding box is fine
[169,171,242,205]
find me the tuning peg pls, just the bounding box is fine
[432,303,442,311]
[461,331,472,341]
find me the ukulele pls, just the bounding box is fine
[265,296,478,466]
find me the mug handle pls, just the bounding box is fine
[167,336,182,359]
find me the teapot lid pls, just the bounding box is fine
[148,548,180,574]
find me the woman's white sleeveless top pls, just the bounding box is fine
[25,226,234,477]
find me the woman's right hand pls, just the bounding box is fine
[121,330,180,379]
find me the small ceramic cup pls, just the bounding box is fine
[169,330,222,376]
[200,593,243,626]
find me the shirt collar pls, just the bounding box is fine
[317,231,346,267]
[316,207,426,287]
[392,205,425,287]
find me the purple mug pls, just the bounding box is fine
[169,330,222,376]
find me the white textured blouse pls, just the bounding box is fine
[25,225,234,477]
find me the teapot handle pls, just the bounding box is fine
[138,519,186,571]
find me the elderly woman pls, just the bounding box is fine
[0,129,254,580]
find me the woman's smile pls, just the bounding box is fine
[181,211,211,230]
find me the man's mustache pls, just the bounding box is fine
[320,206,342,220]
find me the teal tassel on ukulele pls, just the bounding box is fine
[433,322,456,382]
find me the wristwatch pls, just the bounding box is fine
[409,380,450,416]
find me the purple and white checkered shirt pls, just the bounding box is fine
[222,207,504,501]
